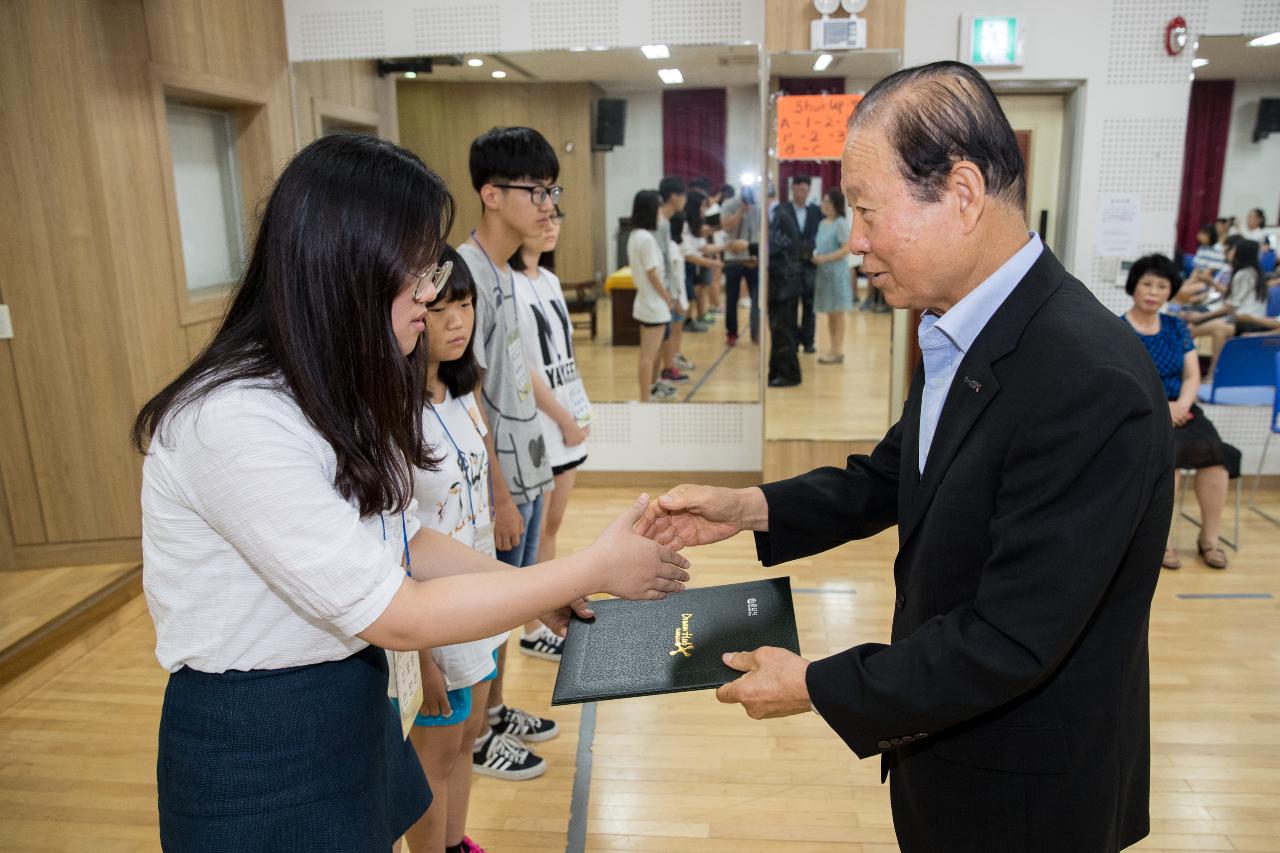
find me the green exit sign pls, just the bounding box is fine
[965,15,1023,67]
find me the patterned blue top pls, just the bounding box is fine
[1123,312,1194,400]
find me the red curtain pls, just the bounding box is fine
[778,77,845,196]
[1176,80,1234,256]
[662,88,727,186]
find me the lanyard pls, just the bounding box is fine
[428,397,487,529]
[469,230,519,328]
[379,512,412,576]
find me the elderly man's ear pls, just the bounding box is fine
[949,160,987,235]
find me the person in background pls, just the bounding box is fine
[510,206,591,658]
[1241,207,1267,243]
[680,190,724,338]
[627,190,676,401]
[721,184,760,346]
[657,177,695,373]
[813,188,854,364]
[134,133,690,851]
[405,248,513,853]
[779,175,823,353]
[663,210,696,390]
[456,125,561,778]
[1186,239,1270,372]
[766,193,804,387]
[1121,254,1239,570]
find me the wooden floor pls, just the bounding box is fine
[1,489,1278,852]
[0,564,138,651]
[577,297,761,403]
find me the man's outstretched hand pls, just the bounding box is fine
[633,484,768,550]
[716,647,813,719]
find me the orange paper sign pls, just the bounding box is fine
[776,94,862,161]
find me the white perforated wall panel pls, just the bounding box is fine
[1105,1,1207,85]
[1201,403,1280,475]
[581,403,762,471]
[1242,0,1280,33]
[529,0,622,50]
[284,0,764,61]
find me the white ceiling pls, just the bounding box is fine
[1194,34,1280,82]
[400,44,761,94]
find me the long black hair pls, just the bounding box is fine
[132,133,455,517]
[431,247,485,399]
[1231,239,1266,303]
[684,191,707,237]
[631,190,660,231]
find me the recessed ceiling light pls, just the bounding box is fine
[1189,72,1196,81]
[658,68,684,85]
[740,172,758,186]
[467,58,484,67]
[813,53,834,71]
[590,45,609,51]
[569,46,589,52]
[404,71,417,79]
[641,44,670,59]
[492,70,507,79]
[1247,31,1280,47]
[1192,58,1209,68]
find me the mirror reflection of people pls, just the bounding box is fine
[639,61,1173,853]
[812,188,854,364]
[780,175,822,353]
[135,134,690,849]
[720,184,760,346]
[1121,254,1240,570]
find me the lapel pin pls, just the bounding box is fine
[963,376,982,393]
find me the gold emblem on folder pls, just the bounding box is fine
[670,612,694,658]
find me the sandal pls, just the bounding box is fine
[1196,539,1228,570]
[1162,547,1181,570]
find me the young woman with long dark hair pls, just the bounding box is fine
[134,134,688,851]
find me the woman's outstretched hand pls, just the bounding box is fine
[589,494,691,600]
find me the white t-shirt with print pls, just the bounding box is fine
[413,389,506,691]
[628,228,672,323]
[513,267,591,468]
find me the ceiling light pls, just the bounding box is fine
[492,70,507,79]
[813,53,834,71]
[569,46,589,52]
[740,172,758,186]
[1189,72,1195,81]
[590,45,609,51]
[641,44,670,59]
[658,68,684,84]
[1192,57,1209,68]
[403,71,417,79]
[1248,31,1280,46]
[467,58,484,67]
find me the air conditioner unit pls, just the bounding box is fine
[811,16,867,51]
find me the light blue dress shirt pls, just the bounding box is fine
[917,233,1044,474]
[793,202,808,233]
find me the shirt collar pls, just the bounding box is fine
[930,233,1043,354]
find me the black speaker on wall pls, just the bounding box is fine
[594,99,626,150]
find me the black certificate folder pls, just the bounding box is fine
[551,577,800,705]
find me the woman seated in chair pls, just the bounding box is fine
[1122,254,1241,570]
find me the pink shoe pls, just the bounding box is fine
[459,837,488,853]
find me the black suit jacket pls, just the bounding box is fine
[767,206,804,301]
[780,201,822,269]
[755,248,1172,853]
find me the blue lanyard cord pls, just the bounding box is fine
[380,512,412,577]
[469,231,520,327]
[428,397,488,529]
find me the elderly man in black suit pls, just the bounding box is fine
[780,175,823,353]
[638,61,1172,853]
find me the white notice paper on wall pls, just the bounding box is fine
[1095,193,1141,258]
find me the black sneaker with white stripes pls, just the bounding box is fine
[472,732,546,781]
[491,704,559,742]
[518,625,565,661]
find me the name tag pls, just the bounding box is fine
[566,378,593,426]
[391,650,423,740]
[474,522,497,559]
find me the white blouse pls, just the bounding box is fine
[141,379,415,673]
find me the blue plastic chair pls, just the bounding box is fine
[1184,335,1280,549]
[1249,350,1280,526]
[1267,283,1280,318]
[1262,249,1277,274]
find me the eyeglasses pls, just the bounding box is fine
[550,210,566,224]
[412,259,453,301]
[491,183,563,206]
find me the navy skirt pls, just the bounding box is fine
[158,645,429,852]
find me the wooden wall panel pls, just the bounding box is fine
[397,81,604,285]
[765,0,905,53]
[293,60,390,147]
[763,438,879,483]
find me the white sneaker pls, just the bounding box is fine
[675,353,695,371]
[519,625,564,661]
